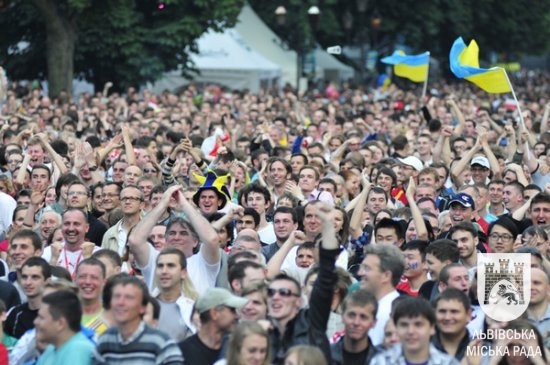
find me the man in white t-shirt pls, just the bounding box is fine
[41,208,100,278]
[128,185,221,295]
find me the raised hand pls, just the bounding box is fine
[30,188,46,207]
[406,176,417,199]
[290,230,306,245]
[73,142,87,170]
[81,241,96,259]
[50,242,63,262]
[441,125,453,137]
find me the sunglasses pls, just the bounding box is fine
[143,168,157,173]
[267,288,299,298]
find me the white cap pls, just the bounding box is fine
[398,156,424,172]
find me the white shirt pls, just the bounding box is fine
[258,223,276,244]
[42,243,101,277]
[141,244,220,295]
[369,289,400,346]
[0,192,16,237]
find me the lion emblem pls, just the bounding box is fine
[490,283,519,305]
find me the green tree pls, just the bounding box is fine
[0,0,245,98]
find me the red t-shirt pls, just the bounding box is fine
[397,278,420,297]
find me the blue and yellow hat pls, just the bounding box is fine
[192,171,231,208]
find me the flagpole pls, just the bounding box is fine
[421,52,430,102]
[503,69,525,130]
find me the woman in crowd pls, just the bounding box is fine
[283,345,327,365]
[216,321,270,365]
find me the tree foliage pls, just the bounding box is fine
[0,0,245,97]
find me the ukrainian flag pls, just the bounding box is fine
[381,51,430,83]
[450,37,512,94]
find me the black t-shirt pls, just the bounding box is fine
[179,334,220,365]
[343,347,368,365]
[5,302,38,339]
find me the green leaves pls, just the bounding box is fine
[0,0,245,94]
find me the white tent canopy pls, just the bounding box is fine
[235,4,354,87]
[151,29,281,93]
[234,4,297,87]
[150,4,353,93]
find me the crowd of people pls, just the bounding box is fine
[0,72,550,365]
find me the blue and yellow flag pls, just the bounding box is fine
[381,51,429,83]
[449,37,511,94]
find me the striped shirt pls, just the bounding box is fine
[93,322,184,365]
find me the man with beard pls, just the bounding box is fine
[262,207,298,262]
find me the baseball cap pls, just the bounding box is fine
[449,193,475,210]
[470,156,490,169]
[398,156,423,172]
[195,288,248,314]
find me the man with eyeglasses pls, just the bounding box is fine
[137,175,156,213]
[98,181,122,226]
[66,181,107,246]
[178,287,247,364]
[267,204,339,365]
[487,216,518,254]
[102,185,144,256]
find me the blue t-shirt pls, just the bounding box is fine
[36,331,94,365]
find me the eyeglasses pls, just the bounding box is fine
[267,288,299,298]
[68,191,88,197]
[120,196,143,202]
[143,168,157,173]
[489,233,514,242]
